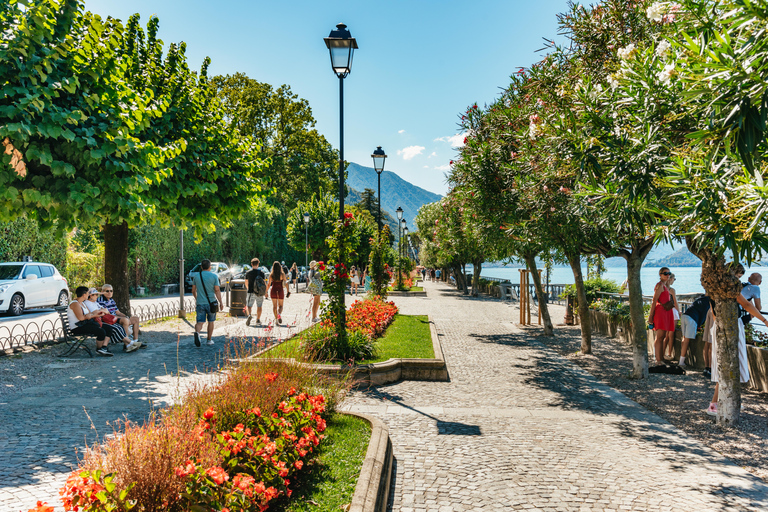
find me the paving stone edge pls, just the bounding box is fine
[342,411,393,512]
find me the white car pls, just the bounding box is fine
[0,262,70,316]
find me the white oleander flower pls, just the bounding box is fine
[617,44,637,60]
[657,63,676,84]
[655,40,672,59]
[647,2,665,22]
[607,74,620,90]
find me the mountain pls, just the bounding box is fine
[646,246,702,267]
[344,162,443,224]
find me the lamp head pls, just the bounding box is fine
[396,206,403,220]
[324,23,358,78]
[372,146,387,174]
[303,212,310,224]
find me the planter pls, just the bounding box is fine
[252,315,447,387]
[388,290,427,297]
[345,412,393,512]
[747,345,768,393]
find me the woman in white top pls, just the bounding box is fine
[83,288,141,352]
[68,286,112,357]
[350,265,360,296]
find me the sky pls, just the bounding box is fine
[84,0,571,196]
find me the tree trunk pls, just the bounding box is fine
[524,253,554,336]
[471,259,483,297]
[626,251,649,379]
[460,262,469,295]
[104,221,131,316]
[567,252,591,354]
[688,237,743,426]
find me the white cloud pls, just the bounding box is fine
[434,133,465,148]
[397,145,425,160]
[428,151,437,158]
[398,129,406,134]
[434,164,451,171]
[423,165,429,168]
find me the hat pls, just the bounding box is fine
[309,260,317,269]
[88,288,101,296]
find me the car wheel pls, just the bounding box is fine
[57,290,69,307]
[9,293,24,316]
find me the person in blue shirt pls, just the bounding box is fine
[191,259,223,347]
[678,295,715,369]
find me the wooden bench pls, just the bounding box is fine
[55,306,93,358]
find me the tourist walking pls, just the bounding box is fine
[664,273,680,359]
[648,267,675,364]
[266,261,289,325]
[191,259,222,347]
[307,260,323,323]
[245,258,266,327]
[290,262,299,293]
[350,265,360,295]
[706,294,768,416]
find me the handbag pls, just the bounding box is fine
[102,313,118,325]
[199,269,219,314]
[660,285,675,311]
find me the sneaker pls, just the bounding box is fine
[312,317,320,323]
[125,340,142,353]
[703,367,712,379]
[139,342,147,349]
[96,347,113,357]
[194,331,201,347]
[705,403,717,417]
[246,315,252,326]
[277,316,282,325]
[206,339,214,346]
[255,319,262,326]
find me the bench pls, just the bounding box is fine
[55,306,93,358]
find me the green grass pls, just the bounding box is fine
[270,413,370,512]
[262,314,434,364]
[387,285,424,292]
[359,314,433,363]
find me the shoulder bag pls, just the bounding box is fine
[199,270,219,314]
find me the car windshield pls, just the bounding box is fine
[0,264,23,280]
[189,264,201,274]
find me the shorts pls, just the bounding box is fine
[196,303,216,323]
[246,293,264,308]
[681,314,697,339]
[270,288,284,300]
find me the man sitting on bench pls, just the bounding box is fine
[98,284,143,348]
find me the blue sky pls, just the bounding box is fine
[84,0,570,196]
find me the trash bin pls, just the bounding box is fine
[229,279,247,316]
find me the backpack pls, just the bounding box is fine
[254,273,267,297]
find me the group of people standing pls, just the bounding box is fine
[648,265,766,416]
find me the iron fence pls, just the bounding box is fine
[466,273,566,304]
[0,298,197,352]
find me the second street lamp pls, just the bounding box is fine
[303,212,310,270]
[372,146,386,231]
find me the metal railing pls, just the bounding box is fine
[0,298,197,352]
[595,291,698,313]
[466,273,566,305]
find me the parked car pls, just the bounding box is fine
[184,262,235,292]
[0,261,69,316]
[298,266,308,283]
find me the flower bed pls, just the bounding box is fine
[31,361,344,512]
[345,298,399,338]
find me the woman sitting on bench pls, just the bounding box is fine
[68,286,113,357]
[83,288,141,353]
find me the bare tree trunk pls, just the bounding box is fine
[567,252,591,354]
[524,253,553,336]
[471,258,483,297]
[688,237,743,425]
[460,262,469,295]
[622,239,655,379]
[104,221,131,316]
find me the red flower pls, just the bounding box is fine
[28,502,54,512]
[344,212,354,219]
[174,459,196,478]
[265,372,278,383]
[203,407,215,420]
[294,460,304,470]
[288,386,297,395]
[206,466,229,485]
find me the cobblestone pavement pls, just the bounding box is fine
[342,281,768,511]
[0,291,334,512]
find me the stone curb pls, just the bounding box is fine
[387,290,427,297]
[343,411,393,512]
[253,315,449,386]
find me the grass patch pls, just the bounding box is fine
[263,314,434,364]
[359,314,433,363]
[270,413,370,512]
[387,286,424,292]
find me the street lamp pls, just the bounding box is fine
[404,227,409,260]
[372,146,386,231]
[178,230,185,318]
[324,22,357,331]
[303,212,310,269]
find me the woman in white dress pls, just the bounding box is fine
[350,265,360,295]
[706,293,768,416]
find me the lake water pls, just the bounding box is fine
[473,265,767,302]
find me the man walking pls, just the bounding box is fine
[191,259,222,347]
[245,258,266,326]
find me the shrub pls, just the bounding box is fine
[346,298,398,338]
[561,276,621,309]
[64,244,104,290]
[300,325,376,363]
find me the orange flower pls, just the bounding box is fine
[206,466,229,485]
[203,407,215,420]
[28,501,54,512]
[264,372,278,383]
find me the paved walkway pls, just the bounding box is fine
[0,291,326,512]
[342,281,768,511]
[3,282,768,511]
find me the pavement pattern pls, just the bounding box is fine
[341,281,768,511]
[2,282,768,511]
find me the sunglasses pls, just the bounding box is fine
[103,290,113,293]
[661,272,672,276]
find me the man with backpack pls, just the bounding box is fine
[245,257,267,326]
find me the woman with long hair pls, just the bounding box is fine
[266,261,289,325]
[648,267,675,364]
[290,262,298,293]
[307,260,323,323]
[350,265,359,296]
[664,273,680,359]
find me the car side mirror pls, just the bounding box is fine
[26,274,38,280]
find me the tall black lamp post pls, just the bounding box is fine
[372,146,386,231]
[303,212,310,269]
[396,207,404,287]
[403,226,409,260]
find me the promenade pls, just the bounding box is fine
[1,282,767,511]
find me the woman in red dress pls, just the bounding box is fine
[648,267,675,364]
[266,261,289,325]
